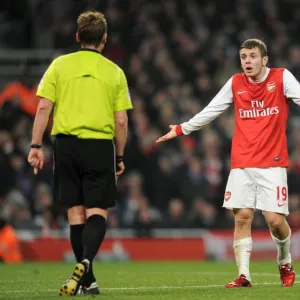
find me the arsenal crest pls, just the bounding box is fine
[224,191,231,201]
[266,81,276,92]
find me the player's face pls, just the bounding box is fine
[240,47,268,80]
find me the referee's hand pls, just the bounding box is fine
[28,148,44,175]
[116,161,125,177]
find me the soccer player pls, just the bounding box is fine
[156,39,297,288]
[28,11,133,295]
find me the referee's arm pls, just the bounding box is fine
[31,98,53,145]
[29,58,57,174]
[114,110,128,176]
[32,58,57,144]
[28,98,53,174]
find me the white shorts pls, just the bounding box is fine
[223,167,289,215]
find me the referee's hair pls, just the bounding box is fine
[77,10,107,47]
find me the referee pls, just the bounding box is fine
[28,11,133,296]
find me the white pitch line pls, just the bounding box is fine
[102,281,300,290]
[115,271,287,277]
[161,272,282,277]
[3,281,299,294]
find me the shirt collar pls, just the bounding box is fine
[248,68,270,83]
[79,48,100,54]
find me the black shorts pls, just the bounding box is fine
[53,134,117,209]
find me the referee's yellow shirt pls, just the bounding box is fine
[36,49,133,139]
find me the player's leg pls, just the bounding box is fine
[264,212,295,286]
[256,167,295,286]
[223,168,256,287]
[264,212,291,264]
[232,208,254,282]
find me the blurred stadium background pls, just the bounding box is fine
[0,0,300,263]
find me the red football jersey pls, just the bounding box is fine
[231,68,289,168]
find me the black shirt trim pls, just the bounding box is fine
[79,48,100,54]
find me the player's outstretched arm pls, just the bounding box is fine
[156,125,183,143]
[283,69,300,105]
[157,77,233,143]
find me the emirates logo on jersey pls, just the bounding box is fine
[239,100,279,118]
[267,81,276,92]
[224,191,231,201]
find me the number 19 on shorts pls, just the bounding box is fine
[276,186,287,202]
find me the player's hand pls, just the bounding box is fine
[156,125,178,143]
[28,148,44,175]
[116,161,125,177]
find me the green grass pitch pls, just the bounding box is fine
[0,261,299,299]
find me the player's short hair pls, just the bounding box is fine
[240,39,268,57]
[77,11,107,47]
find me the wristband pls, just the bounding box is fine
[116,155,123,163]
[175,125,183,136]
[30,144,42,149]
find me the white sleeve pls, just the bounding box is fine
[283,69,300,106]
[181,77,233,135]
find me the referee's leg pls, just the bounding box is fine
[60,205,105,296]
[80,207,108,290]
[68,206,86,263]
[61,138,115,295]
[65,206,106,295]
[54,136,87,269]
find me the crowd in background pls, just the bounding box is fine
[1,0,300,236]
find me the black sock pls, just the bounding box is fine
[85,263,95,285]
[82,215,107,284]
[70,224,85,262]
